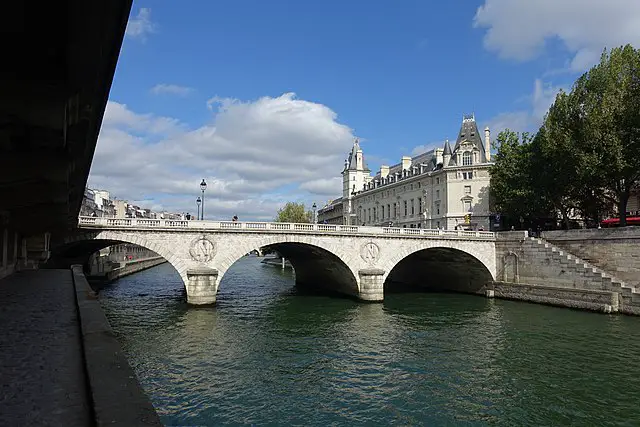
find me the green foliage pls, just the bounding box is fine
[490,44,640,227]
[274,202,313,223]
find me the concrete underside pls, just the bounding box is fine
[0,0,132,236]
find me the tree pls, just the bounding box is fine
[490,130,552,224]
[274,202,312,223]
[569,45,640,226]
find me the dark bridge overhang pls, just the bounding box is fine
[0,0,133,235]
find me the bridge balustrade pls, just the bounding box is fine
[77,216,495,240]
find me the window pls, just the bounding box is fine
[404,200,408,216]
[435,202,441,215]
[387,204,391,218]
[436,177,440,184]
[436,189,440,199]
[418,197,423,213]
[464,185,471,194]
[373,207,377,221]
[352,176,355,181]
[411,199,415,215]
[418,182,421,188]
[368,208,371,222]
[410,184,413,190]
[437,221,441,228]
[462,151,472,166]
[462,171,473,180]
[464,200,472,212]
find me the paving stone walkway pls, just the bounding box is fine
[0,269,92,426]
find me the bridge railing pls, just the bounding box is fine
[77,216,495,240]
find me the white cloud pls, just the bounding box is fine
[474,0,640,71]
[126,8,156,41]
[89,93,354,220]
[411,141,443,157]
[150,84,194,96]
[485,79,566,133]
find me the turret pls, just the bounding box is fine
[443,139,452,168]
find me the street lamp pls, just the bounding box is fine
[312,202,317,224]
[200,179,207,220]
[196,197,201,220]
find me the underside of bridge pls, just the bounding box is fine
[384,247,493,294]
[0,1,133,278]
[49,239,128,268]
[264,243,359,298]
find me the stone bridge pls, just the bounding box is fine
[54,216,497,305]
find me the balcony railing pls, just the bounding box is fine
[78,216,495,240]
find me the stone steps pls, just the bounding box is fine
[528,237,638,296]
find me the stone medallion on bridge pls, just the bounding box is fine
[189,236,216,263]
[360,242,381,264]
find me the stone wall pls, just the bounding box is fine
[542,227,640,287]
[105,256,166,282]
[492,231,638,314]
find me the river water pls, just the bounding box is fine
[99,256,640,426]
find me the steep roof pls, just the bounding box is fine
[346,138,370,172]
[451,114,488,163]
[372,150,437,180]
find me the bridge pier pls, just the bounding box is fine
[358,269,385,302]
[186,268,219,305]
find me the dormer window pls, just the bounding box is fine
[462,151,472,166]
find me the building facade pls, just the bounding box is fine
[319,115,493,230]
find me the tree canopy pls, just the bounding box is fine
[274,202,313,223]
[490,44,640,227]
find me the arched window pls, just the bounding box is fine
[462,151,472,166]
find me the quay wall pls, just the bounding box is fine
[105,256,167,282]
[492,231,640,315]
[542,227,640,287]
[71,265,162,425]
[89,256,167,289]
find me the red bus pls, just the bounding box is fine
[600,216,640,227]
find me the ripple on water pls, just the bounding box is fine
[99,259,640,426]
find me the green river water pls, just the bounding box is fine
[99,256,640,426]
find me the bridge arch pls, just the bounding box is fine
[55,230,188,288]
[216,234,360,298]
[381,241,495,295]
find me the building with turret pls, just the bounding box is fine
[318,114,493,230]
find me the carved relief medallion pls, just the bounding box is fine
[360,242,380,264]
[189,236,216,263]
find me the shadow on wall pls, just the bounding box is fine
[384,247,492,294]
[262,242,359,298]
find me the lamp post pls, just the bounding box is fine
[196,197,201,220]
[200,179,207,220]
[312,202,317,224]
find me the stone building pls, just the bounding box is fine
[319,114,493,230]
[316,198,344,224]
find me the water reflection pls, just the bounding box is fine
[100,257,640,426]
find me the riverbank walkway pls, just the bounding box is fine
[0,270,91,426]
[0,268,162,426]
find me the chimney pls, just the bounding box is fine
[401,156,411,171]
[484,127,491,162]
[380,165,389,178]
[435,148,443,166]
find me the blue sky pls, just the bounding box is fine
[89,0,640,220]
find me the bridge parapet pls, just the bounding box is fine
[77,216,495,241]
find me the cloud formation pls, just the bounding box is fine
[126,8,156,41]
[485,79,565,134]
[89,93,354,220]
[474,0,640,71]
[150,84,194,96]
